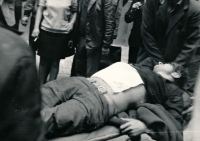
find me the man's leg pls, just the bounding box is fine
[74,37,87,76]
[86,46,101,77]
[128,46,140,64]
[41,77,111,138]
[42,99,91,138]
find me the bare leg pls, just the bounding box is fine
[39,57,51,85]
[49,59,60,81]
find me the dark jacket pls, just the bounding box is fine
[23,0,38,17]
[113,0,123,39]
[134,57,184,124]
[75,0,116,48]
[110,103,183,141]
[125,0,144,48]
[141,0,200,66]
[0,26,44,141]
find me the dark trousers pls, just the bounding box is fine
[128,45,140,64]
[41,77,111,138]
[72,37,101,77]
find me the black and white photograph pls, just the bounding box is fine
[0,0,200,140]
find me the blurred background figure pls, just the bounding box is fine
[0,0,25,30]
[0,2,44,140]
[21,0,39,57]
[32,0,77,85]
[125,0,144,64]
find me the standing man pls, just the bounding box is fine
[140,0,200,95]
[72,0,116,77]
[21,0,38,56]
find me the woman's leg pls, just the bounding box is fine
[49,59,60,81]
[39,57,51,85]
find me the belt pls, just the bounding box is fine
[87,78,118,117]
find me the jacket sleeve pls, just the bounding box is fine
[164,84,184,124]
[23,0,36,17]
[138,57,158,70]
[174,8,200,66]
[124,0,137,23]
[141,0,165,62]
[103,0,116,47]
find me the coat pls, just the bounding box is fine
[0,26,44,141]
[74,0,116,48]
[125,0,144,48]
[140,0,200,66]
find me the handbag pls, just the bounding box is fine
[99,45,122,70]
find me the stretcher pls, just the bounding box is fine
[48,125,154,141]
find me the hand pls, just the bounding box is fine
[182,97,194,115]
[120,118,147,138]
[21,16,29,26]
[132,2,142,9]
[32,28,40,38]
[65,22,74,33]
[102,47,110,56]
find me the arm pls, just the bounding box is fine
[65,0,77,33]
[120,118,155,138]
[174,10,200,66]
[31,5,44,37]
[141,0,165,62]
[165,84,184,124]
[137,57,158,70]
[21,0,36,26]
[102,0,116,55]
[125,0,141,23]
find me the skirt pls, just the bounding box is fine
[37,29,74,59]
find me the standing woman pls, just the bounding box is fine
[32,0,77,85]
[125,0,145,64]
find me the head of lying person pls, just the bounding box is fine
[153,62,187,88]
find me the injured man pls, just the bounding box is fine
[41,57,187,139]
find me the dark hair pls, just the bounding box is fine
[170,62,188,88]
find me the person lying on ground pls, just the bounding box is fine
[40,57,187,139]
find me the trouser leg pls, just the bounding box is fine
[86,46,101,77]
[42,99,90,138]
[128,46,140,64]
[74,37,87,76]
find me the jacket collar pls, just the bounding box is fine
[87,0,96,11]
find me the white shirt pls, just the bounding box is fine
[92,62,144,93]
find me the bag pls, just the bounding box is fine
[66,40,75,57]
[99,45,122,70]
